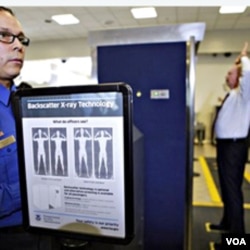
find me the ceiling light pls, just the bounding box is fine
[51,14,79,25]
[131,7,157,19]
[219,6,247,14]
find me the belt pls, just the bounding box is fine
[216,138,246,142]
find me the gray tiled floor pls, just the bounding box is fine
[193,144,216,205]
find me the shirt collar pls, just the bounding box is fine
[0,83,16,106]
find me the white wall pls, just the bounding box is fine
[25,37,91,60]
[25,29,249,60]
[199,30,250,54]
[19,38,95,87]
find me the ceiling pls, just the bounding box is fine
[10,6,250,43]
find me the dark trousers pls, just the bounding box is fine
[216,138,247,234]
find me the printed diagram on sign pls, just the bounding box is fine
[74,128,93,178]
[94,128,113,179]
[74,127,114,180]
[32,127,67,176]
[32,128,50,175]
[33,184,62,210]
[31,126,114,180]
[50,128,67,176]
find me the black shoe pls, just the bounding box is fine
[209,223,229,232]
[214,242,222,250]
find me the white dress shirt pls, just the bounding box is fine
[215,56,250,139]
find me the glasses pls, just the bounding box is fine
[0,31,30,46]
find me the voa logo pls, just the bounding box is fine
[226,237,246,246]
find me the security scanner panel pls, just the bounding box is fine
[13,83,134,244]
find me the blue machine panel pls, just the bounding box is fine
[97,42,187,250]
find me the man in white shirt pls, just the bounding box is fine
[209,42,250,238]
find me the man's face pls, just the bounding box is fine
[225,65,239,89]
[0,11,26,85]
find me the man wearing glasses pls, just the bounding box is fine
[0,5,29,227]
[0,6,55,249]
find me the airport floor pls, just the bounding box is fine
[192,143,250,250]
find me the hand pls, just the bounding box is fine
[235,42,248,64]
[241,42,248,56]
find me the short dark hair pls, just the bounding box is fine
[0,6,15,16]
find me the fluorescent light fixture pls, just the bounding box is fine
[131,7,157,19]
[219,6,247,14]
[51,14,79,25]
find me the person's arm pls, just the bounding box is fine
[235,42,248,65]
[43,132,48,138]
[238,42,250,101]
[85,130,91,137]
[105,131,112,138]
[33,132,37,139]
[61,133,66,139]
[74,130,78,137]
[94,131,99,139]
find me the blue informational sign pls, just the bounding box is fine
[13,83,134,244]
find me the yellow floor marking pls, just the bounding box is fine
[244,171,250,183]
[244,203,250,209]
[192,201,222,207]
[193,202,250,209]
[209,242,215,250]
[205,222,229,233]
[205,222,212,232]
[198,156,222,204]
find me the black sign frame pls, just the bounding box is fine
[13,82,134,245]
